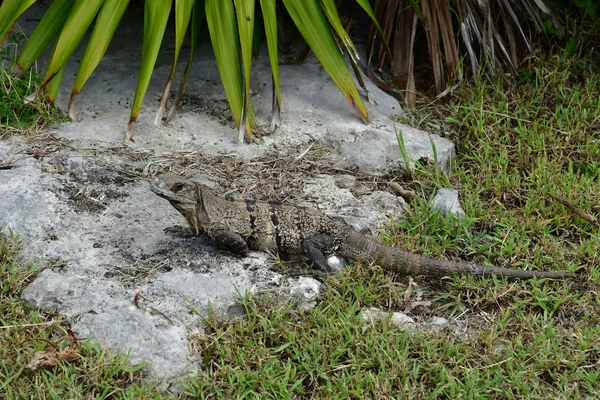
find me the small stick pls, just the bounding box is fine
[549,193,600,227]
[295,143,314,161]
[0,321,60,330]
[388,181,416,201]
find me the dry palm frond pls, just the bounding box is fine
[366,0,562,105]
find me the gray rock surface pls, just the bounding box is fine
[2,3,458,385]
[0,137,402,382]
[302,174,408,235]
[429,316,450,330]
[0,140,284,380]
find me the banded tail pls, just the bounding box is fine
[339,231,575,279]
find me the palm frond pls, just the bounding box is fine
[366,0,563,104]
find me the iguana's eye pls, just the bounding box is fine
[172,183,185,192]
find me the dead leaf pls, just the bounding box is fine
[134,291,142,308]
[404,300,432,314]
[26,349,80,371]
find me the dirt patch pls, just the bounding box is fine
[26,140,410,218]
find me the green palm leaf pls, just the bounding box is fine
[69,0,130,121]
[5,0,373,142]
[44,66,65,104]
[166,0,206,122]
[282,0,368,123]
[259,0,280,133]
[320,0,375,103]
[125,0,172,143]
[353,0,383,33]
[0,0,36,43]
[40,0,105,91]
[319,0,359,62]
[15,0,75,75]
[25,38,63,105]
[233,0,256,142]
[206,0,257,143]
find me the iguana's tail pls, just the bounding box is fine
[340,231,575,279]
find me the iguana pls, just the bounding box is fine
[150,173,575,280]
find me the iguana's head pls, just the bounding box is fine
[150,173,209,236]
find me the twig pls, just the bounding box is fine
[150,307,174,324]
[295,143,314,161]
[549,193,600,227]
[388,181,415,201]
[0,320,61,329]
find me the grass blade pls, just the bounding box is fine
[124,0,172,143]
[14,0,75,75]
[0,0,36,43]
[282,0,368,123]
[259,0,280,133]
[155,0,194,126]
[69,0,130,121]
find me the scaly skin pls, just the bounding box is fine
[151,173,575,280]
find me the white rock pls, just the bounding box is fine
[361,307,415,330]
[429,316,450,329]
[430,188,466,219]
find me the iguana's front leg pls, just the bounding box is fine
[211,229,249,256]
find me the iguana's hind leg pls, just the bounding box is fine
[281,233,337,279]
[301,233,337,272]
[211,229,249,256]
[288,235,347,279]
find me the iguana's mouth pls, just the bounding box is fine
[149,180,178,201]
[150,176,201,235]
[150,179,195,204]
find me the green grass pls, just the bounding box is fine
[0,33,63,135]
[184,268,600,398]
[181,49,600,398]
[2,33,599,399]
